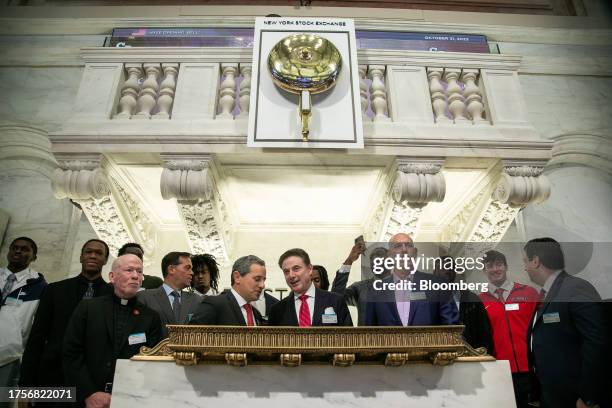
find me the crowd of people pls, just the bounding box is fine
[0,233,609,408]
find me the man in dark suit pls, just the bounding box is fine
[191,255,266,325]
[63,254,162,407]
[252,289,279,324]
[524,238,608,408]
[432,255,494,353]
[20,239,113,389]
[137,251,201,337]
[268,248,353,327]
[364,233,458,326]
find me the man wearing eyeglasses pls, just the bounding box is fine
[364,233,458,326]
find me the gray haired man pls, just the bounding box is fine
[190,255,266,326]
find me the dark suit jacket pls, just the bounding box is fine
[364,271,458,326]
[268,286,353,326]
[136,286,201,337]
[331,269,373,326]
[63,294,162,403]
[527,271,608,408]
[264,291,279,316]
[19,275,112,387]
[190,290,263,326]
[459,290,494,354]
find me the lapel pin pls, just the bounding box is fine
[133,309,140,316]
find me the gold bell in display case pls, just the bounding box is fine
[268,33,342,142]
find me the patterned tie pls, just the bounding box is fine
[83,281,94,299]
[2,273,17,303]
[494,288,505,302]
[243,303,255,326]
[298,294,311,327]
[170,291,181,323]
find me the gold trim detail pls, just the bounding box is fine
[280,353,302,367]
[132,325,494,366]
[333,353,356,367]
[226,353,247,367]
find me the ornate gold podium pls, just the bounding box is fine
[134,325,493,367]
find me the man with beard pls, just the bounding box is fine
[20,239,113,391]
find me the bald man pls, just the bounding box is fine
[63,254,162,407]
[365,233,458,326]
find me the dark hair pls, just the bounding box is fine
[161,251,191,278]
[118,242,144,257]
[483,250,507,267]
[10,237,38,257]
[278,248,311,269]
[524,238,565,270]
[192,253,220,292]
[312,265,330,290]
[81,239,110,259]
[231,255,265,285]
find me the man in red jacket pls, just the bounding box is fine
[479,250,539,408]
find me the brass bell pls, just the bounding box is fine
[268,33,342,142]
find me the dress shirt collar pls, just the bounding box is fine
[162,282,180,297]
[1,266,37,285]
[542,269,563,295]
[294,282,316,301]
[77,273,106,286]
[231,287,249,308]
[488,279,513,296]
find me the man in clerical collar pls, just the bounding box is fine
[63,254,161,407]
[0,237,47,393]
[268,248,352,327]
[20,239,113,390]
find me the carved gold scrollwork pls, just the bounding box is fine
[385,353,409,366]
[225,353,247,367]
[332,354,356,367]
[280,354,302,367]
[132,338,173,361]
[174,351,198,366]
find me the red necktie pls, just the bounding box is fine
[298,294,311,327]
[536,289,546,311]
[243,303,255,326]
[494,288,505,302]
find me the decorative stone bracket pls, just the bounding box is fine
[52,155,130,253]
[493,162,551,207]
[379,157,446,240]
[160,155,230,263]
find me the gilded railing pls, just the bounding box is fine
[134,325,493,367]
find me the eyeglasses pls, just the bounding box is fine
[390,242,415,250]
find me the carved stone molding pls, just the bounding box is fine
[468,199,521,244]
[492,161,550,206]
[79,196,131,254]
[392,157,446,207]
[0,124,57,170]
[383,202,423,241]
[160,155,213,201]
[550,133,612,176]
[161,155,230,262]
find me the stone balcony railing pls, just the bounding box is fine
[51,47,550,161]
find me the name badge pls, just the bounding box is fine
[542,312,560,324]
[322,307,337,324]
[505,303,519,311]
[410,292,427,301]
[128,332,147,345]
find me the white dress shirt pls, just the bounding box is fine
[488,279,514,301]
[162,283,181,307]
[293,283,316,324]
[231,288,257,326]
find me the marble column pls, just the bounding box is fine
[0,124,77,282]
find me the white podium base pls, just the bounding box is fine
[111,359,516,407]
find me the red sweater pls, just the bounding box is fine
[479,282,539,373]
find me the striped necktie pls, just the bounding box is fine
[298,294,311,327]
[2,273,17,303]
